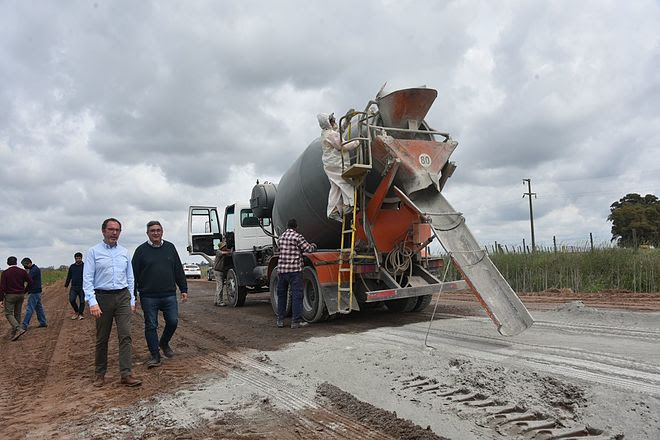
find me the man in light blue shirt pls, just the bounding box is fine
[83,218,141,388]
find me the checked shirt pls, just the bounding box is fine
[277,229,316,273]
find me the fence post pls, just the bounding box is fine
[523,238,526,254]
[553,235,557,253]
[589,232,594,252]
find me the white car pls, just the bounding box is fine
[183,264,202,279]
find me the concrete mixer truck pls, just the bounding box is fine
[188,86,533,336]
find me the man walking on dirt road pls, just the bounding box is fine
[20,257,48,331]
[65,252,85,320]
[276,218,317,329]
[132,220,188,369]
[83,218,141,387]
[0,256,32,340]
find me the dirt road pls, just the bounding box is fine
[1,280,659,439]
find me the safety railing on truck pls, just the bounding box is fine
[338,103,452,179]
[338,110,374,180]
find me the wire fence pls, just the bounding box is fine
[436,235,659,293]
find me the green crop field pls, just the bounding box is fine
[41,267,68,286]
[435,247,659,293]
[489,248,659,293]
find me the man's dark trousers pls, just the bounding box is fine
[69,286,85,315]
[95,288,132,377]
[140,294,178,360]
[277,271,303,323]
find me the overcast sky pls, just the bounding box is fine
[1,0,659,267]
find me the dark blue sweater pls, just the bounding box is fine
[27,265,42,294]
[132,241,188,297]
[65,262,84,288]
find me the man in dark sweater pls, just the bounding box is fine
[65,252,85,319]
[21,257,48,331]
[0,256,32,340]
[132,220,188,368]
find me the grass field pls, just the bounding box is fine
[41,267,68,286]
[489,247,659,293]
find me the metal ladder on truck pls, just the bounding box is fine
[336,110,377,313]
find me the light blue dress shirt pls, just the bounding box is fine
[83,241,135,308]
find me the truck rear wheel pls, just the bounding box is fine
[302,266,327,323]
[226,269,247,307]
[384,297,417,313]
[411,295,433,312]
[269,268,291,317]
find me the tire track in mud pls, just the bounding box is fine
[70,305,398,439]
[533,319,660,342]
[421,310,660,342]
[176,314,395,439]
[0,284,67,439]
[79,317,400,440]
[391,375,614,440]
[1,283,238,439]
[357,322,660,397]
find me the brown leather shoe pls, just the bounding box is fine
[120,375,142,387]
[93,375,105,387]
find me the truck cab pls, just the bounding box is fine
[188,203,274,306]
[223,203,273,251]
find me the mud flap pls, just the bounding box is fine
[321,284,361,316]
[406,188,534,336]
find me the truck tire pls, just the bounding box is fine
[301,266,327,323]
[269,268,291,317]
[226,269,247,307]
[411,295,433,312]
[384,297,417,313]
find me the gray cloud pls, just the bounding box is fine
[1,0,659,265]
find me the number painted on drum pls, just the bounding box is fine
[419,154,432,167]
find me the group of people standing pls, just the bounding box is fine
[86,218,189,386]
[0,217,189,388]
[0,256,47,341]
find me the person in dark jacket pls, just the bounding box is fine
[213,240,229,306]
[0,256,32,340]
[20,257,47,332]
[65,252,85,320]
[132,220,188,368]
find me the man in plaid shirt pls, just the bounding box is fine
[277,218,317,328]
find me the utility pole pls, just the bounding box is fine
[522,179,537,252]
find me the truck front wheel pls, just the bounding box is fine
[226,269,247,307]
